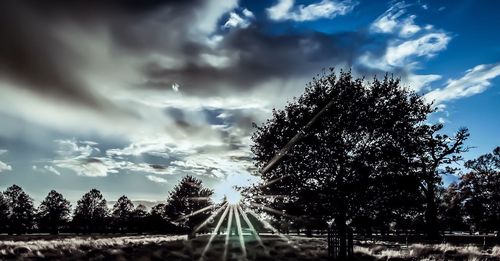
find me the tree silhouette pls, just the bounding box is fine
[439,183,466,233]
[415,125,469,239]
[38,190,71,234]
[131,204,148,233]
[165,175,214,233]
[252,70,433,256]
[4,185,36,234]
[0,193,9,233]
[112,195,134,233]
[460,147,500,235]
[73,188,109,233]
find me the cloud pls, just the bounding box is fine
[146,175,168,184]
[370,2,422,38]
[223,9,254,29]
[0,161,12,173]
[0,149,12,173]
[425,64,500,104]
[266,0,358,21]
[358,2,451,92]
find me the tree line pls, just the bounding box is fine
[250,69,500,246]
[0,175,214,235]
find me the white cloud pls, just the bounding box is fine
[385,33,450,67]
[370,3,421,37]
[146,175,168,184]
[0,149,12,173]
[224,12,251,29]
[242,8,254,18]
[404,74,442,92]
[44,165,61,175]
[425,64,500,104]
[0,161,12,173]
[267,0,357,21]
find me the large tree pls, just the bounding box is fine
[38,190,71,234]
[252,70,432,256]
[73,188,109,233]
[459,147,500,235]
[415,124,469,239]
[165,175,214,233]
[0,193,10,233]
[4,184,36,234]
[112,195,134,233]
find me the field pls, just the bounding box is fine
[0,234,499,260]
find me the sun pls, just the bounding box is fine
[225,187,242,205]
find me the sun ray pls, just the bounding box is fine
[256,174,292,190]
[199,204,230,261]
[193,202,229,234]
[223,205,234,261]
[250,202,298,220]
[187,197,212,201]
[175,204,214,222]
[246,208,290,242]
[233,204,247,258]
[252,194,290,199]
[237,205,263,244]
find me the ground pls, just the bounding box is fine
[0,234,499,260]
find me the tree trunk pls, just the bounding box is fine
[336,210,347,259]
[425,182,440,240]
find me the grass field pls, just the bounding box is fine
[0,234,499,260]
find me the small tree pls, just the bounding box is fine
[73,189,109,233]
[38,190,71,234]
[4,185,36,234]
[132,204,148,233]
[112,195,134,233]
[414,124,469,239]
[459,147,500,235]
[165,175,214,233]
[439,183,466,233]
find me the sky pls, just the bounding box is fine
[0,0,499,204]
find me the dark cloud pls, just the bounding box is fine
[0,0,204,107]
[0,0,390,108]
[143,27,383,94]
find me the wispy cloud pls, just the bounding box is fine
[146,175,168,184]
[425,64,500,104]
[267,0,358,21]
[0,149,12,173]
[359,2,450,92]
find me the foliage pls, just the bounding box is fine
[73,188,109,233]
[112,195,134,232]
[165,175,214,232]
[459,147,500,233]
[251,70,433,248]
[4,184,36,234]
[38,190,71,234]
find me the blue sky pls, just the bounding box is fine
[0,0,498,203]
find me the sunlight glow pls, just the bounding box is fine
[226,188,242,205]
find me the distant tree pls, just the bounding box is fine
[459,147,500,235]
[131,204,148,233]
[148,203,168,233]
[438,183,466,233]
[252,70,433,256]
[4,185,36,234]
[165,175,214,233]
[38,190,71,234]
[112,195,134,233]
[414,124,469,239]
[73,189,109,233]
[0,193,9,233]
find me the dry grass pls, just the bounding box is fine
[355,243,500,260]
[0,234,498,260]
